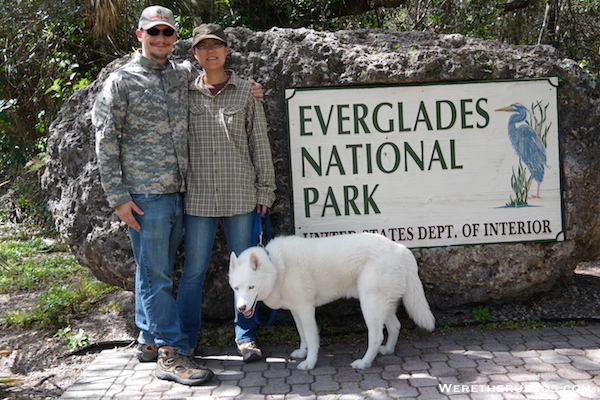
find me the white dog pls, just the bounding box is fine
[229,232,435,370]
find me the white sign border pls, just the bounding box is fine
[286,78,565,248]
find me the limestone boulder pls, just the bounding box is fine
[42,28,600,317]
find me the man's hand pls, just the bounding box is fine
[115,201,144,231]
[249,79,264,102]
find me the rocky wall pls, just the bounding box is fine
[42,28,600,317]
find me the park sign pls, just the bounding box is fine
[285,78,563,248]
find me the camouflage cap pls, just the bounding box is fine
[139,5,177,31]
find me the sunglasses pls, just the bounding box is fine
[145,27,176,37]
[195,42,225,50]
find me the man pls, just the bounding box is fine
[92,5,262,386]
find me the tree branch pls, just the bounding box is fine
[496,0,534,12]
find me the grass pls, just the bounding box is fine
[0,239,80,291]
[0,223,115,331]
[471,306,493,321]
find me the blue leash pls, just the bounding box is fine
[251,210,277,326]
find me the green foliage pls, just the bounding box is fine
[0,376,19,386]
[1,147,54,230]
[0,0,122,170]
[55,327,91,349]
[99,300,124,313]
[526,101,550,148]
[507,161,530,207]
[484,319,549,330]
[1,2,71,165]
[0,238,73,293]
[0,230,115,330]
[471,306,492,321]
[0,243,76,291]
[1,279,114,329]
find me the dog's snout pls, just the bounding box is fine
[238,305,246,312]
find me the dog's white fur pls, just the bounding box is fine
[229,232,435,370]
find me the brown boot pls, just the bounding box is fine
[155,346,214,385]
[237,341,263,363]
[136,343,159,362]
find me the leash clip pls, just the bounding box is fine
[257,232,265,248]
[252,210,271,248]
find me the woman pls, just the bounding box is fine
[177,23,276,363]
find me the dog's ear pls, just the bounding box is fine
[250,252,261,271]
[229,252,238,270]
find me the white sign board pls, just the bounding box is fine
[286,78,563,248]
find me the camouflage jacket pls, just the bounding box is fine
[92,51,193,208]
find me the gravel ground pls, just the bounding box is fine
[432,261,600,326]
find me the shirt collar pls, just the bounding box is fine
[134,50,171,71]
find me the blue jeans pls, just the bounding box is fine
[178,211,258,349]
[129,193,191,355]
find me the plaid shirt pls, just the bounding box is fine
[185,70,276,217]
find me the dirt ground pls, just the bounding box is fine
[1,262,599,400]
[0,289,137,400]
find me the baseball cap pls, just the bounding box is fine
[192,24,227,48]
[138,5,177,31]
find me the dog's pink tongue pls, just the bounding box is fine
[243,309,253,318]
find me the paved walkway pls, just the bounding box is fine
[59,323,600,400]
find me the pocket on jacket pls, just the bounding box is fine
[222,105,245,128]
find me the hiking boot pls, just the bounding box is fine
[155,346,214,385]
[136,343,159,362]
[138,343,195,361]
[237,341,263,363]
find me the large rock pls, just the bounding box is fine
[42,28,600,318]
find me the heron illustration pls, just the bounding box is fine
[495,103,547,198]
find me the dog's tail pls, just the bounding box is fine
[402,255,436,332]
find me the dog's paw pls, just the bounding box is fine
[290,348,307,359]
[379,345,394,355]
[350,359,372,370]
[296,359,316,370]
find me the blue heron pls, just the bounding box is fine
[495,103,546,198]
